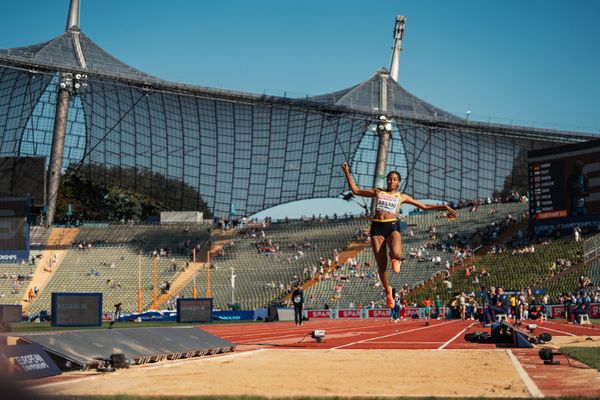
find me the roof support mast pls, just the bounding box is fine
[389,16,405,83]
[66,0,80,30]
[370,16,405,214]
[46,0,81,227]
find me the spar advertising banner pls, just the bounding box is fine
[550,305,563,318]
[368,309,391,318]
[306,305,598,320]
[337,309,363,318]
[307,310,332,319]
[366,308,428,318]
[547,304,599,318]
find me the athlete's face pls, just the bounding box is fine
[386,173,400,191]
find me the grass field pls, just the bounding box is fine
[561,347,600,371]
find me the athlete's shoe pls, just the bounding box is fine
[391,259,401,273]
[386,294,395,308]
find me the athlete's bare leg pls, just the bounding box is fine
[371,235,393,307]
[387,231,403,273]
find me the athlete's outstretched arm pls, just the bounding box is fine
[402,194,457,218]
[341,162,376,198]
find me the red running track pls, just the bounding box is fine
[200,317,599,351]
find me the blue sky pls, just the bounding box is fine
[2,0,599,218]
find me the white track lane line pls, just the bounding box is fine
[536,325,577,336]
[229,320,408,343]
[544,320,599,332]
[437,321,477,350]
[506,349,544,398]
[330,320,459,350]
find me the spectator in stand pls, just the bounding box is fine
[443,279,453,294]
[574,226,582,242]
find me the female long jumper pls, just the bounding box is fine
[341,162,457,308]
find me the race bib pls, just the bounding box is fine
[376,193,400,214]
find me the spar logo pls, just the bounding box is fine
[308,310,331,319]
[369,309,391,318]
[338,309,361,318]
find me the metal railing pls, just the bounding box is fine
[583,233,600,264]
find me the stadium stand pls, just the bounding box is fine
[26,224,210,314]
[304,201,528,308]
[176,218,371,310]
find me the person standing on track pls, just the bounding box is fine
[341,162,457,308]
[422,296,433,324]
[291,284,304,326]
[434,295,443,320]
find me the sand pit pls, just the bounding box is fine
[32,349,533,398]
[551,335,600,347]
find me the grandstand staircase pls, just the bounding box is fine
[280,236,371,303]
[477,219,528,255]
[23,228,79,313]
[408,218,529,298]
[155,229,237,308]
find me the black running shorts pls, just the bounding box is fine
[370,220,401,238]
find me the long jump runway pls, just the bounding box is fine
[31,318,600,398]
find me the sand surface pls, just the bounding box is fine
[32,349,532,398]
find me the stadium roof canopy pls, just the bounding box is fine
[309,69,461,122]
[0,4,597,219]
